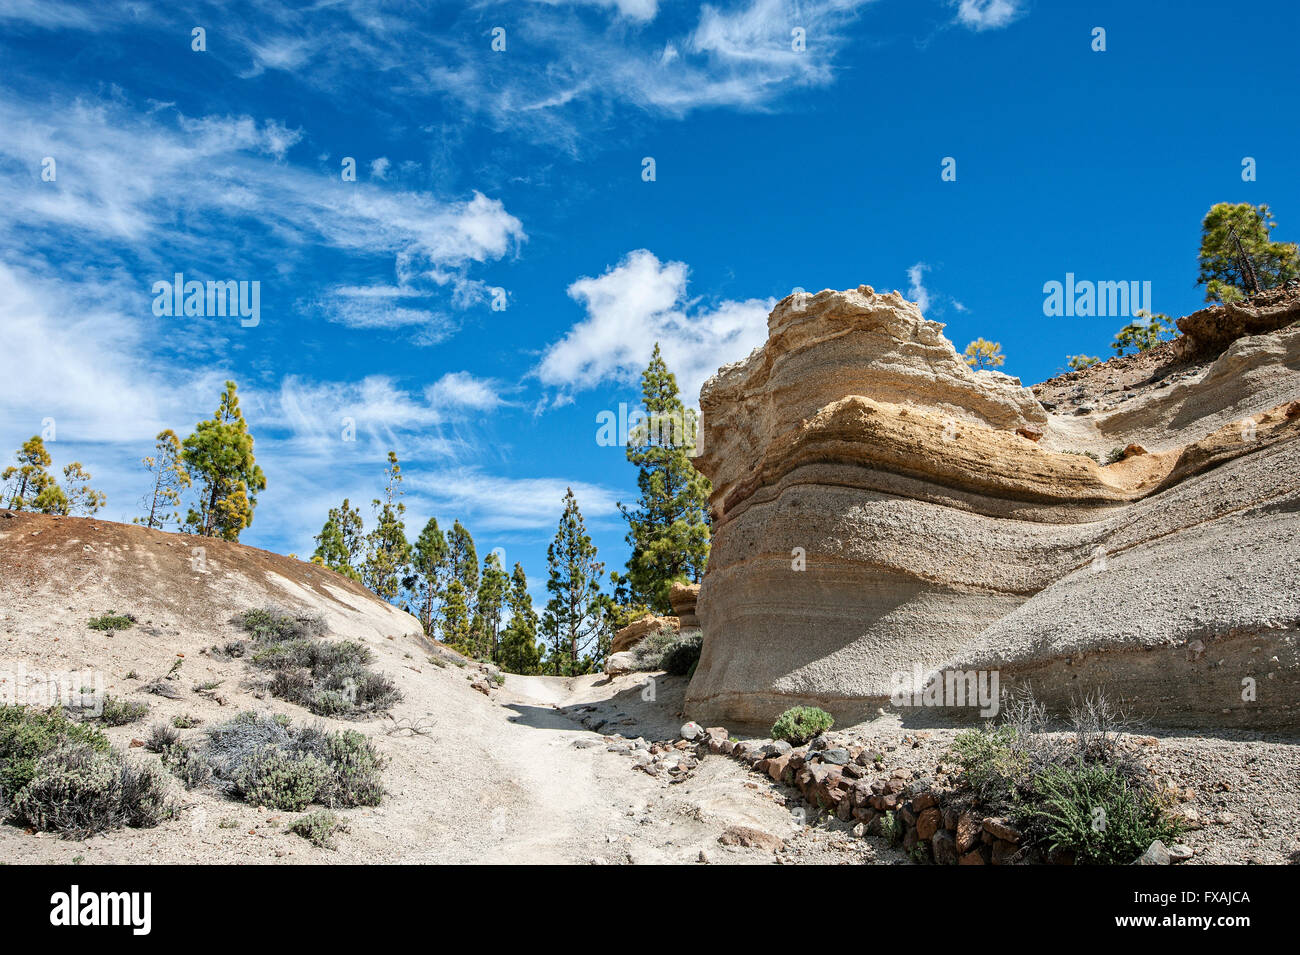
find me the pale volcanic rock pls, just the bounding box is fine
[685,286,1300,731]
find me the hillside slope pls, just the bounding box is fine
[0,513,797,864]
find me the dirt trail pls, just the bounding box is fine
[0,511,799,865]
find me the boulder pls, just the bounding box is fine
[604,651,638,675]
[611,614,678,655]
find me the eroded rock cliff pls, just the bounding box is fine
[686,286,1300,731]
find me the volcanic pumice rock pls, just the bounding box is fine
[685,285,1300,731]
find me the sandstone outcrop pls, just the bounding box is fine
[685,285,1300,731]
[610,614,678,655]
[669,582,701,629]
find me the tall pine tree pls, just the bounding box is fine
[476,550,509,661]
[361,451,410,601]
[312,498,365,582]
[499,562,542,674]
[618,344,712,614]
[181,381,266,541]
[541,488,606,675]
[408,516,450,636]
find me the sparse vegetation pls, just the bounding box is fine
[1067,354,1101,370]
[287,808,349,849]
[145,723,180,753]
[173,712,385,811]
[948,690,1179,865]
[88,612,136,632]
[95,696,149,726]
[771,706,835,746]
[0,705,171,838]
[236,607,326,643]
[171,713,202,729]
[1104,446,1127,465]
[236,608,401,718]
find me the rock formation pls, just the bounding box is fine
[686,285,1300,731]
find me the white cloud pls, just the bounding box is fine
[538,249,773,404]
[950,0,1025,31]
[907,261,932,314]
[426,372,505,411]
[0,96,525,309]
[370,156,391,179]
[407,469,621,532]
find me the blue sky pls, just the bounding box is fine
[2,0,1297,603]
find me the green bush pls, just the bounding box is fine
[287,808,348,849]
[0,705,110,802]
[236,607,325,643]
[96,696,149,727]
[87,613,136,632]
[661,633,702,676]
[7,743,172,838]
[1030,761,1180,865]
[252,639,401,719]
[191,712,385,810]
[770,706,834,745]
[234,747,330,812]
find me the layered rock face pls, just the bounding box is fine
[686,286,1300,731]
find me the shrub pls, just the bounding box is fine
[770,706,834,745]
[195,712,385,810]
[161,742,212,790]
[145,723,180,753]
[233,747,330,811]
[0,705,109,803]
[7,743,172,838]
[236,607,325,644]
[96,696,149,727]
[88,613,136,632]
[171,713,201,729]
[1029,761,1180,865]
[251,639,401,719]
[945,689,1178,864]
[661,633,702,676]
[287,808,348,849]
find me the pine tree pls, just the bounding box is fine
[135,429,190,529]
[408,516,450,636]
[2,437,104,515]
[541,488,606,675]
[476,550,509,662]
[618,344,712,614]
[59,463,106,515]
[2,436,58,510]
[311,498,365,582]
[361,451,410,601]
[1198,202,1300,303]
[441,579,472,650]
[498,562,542,674]
[181,381,266,541]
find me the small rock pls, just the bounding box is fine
[820,748,849,765]
[679,722,703,741]
[1168,844,1194,862]
[1135,840,1171,865]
